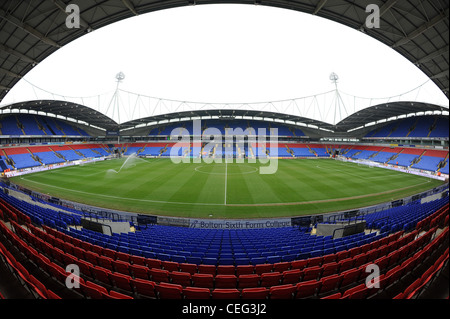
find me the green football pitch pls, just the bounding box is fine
[10,157,444,219]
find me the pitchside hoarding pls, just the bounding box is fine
[189,218,291,229]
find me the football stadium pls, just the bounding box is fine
[0,0,448,309]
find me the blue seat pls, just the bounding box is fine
[250,257,266,265]
[129,248,141,256]
[219,258,234,265]
[177,251,191,257]
[142,250,156,259]
[233,253,247,259]
[171,255,186,263]
[297,252,310,260]
[309,250,323,258]
[157,253,171,261]
[186,256,202,265]
[234,258,250,265]
[117,246,129,254]
[266,256,281,264]
[247,252,260,259]
[191,252,205,258]
[282,254,297,262]
[202,257,218,266]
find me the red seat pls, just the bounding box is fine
[103,290,134,299]
[162,261,179,272]
[179,263,198,275]
[365,249,379,263]
[307,256,323,267]
[236,265,255,276]
[319,274,343,295]
[348,247,361,258]
[273,262,290,273]
[282,269,302,284]
[340,268,361,289]
[376,274,389,290]
[80,241,93,252]
[353,253,368,268]
[129,255,146,266]
[393,291,405,299]
[260,272,282,287]
[295,280,321,299]
[84,251,99,266]
[192,273,214,288]
[374,256,389,273]
[269,284,296,299]
[400,258,415,276]
[72,246,86,260]
[90,246,103,256]
[91,266,113,286]
[241,287,269,299]
[76,260,94,278]
[335,250,349,262]
[62,253,77,268]
[150,268,170,283]
[212,288,240,299]
[238,274,260,289]
[51,247,66,265]
[116,251,131,263]
[112,260,131,276]
[81,280,108,299]
[102,248,116,259]
[183,287,211,299]
[198,264,216,275]
[398,245,410,262]
[130,264,150,280]
[169,271,192,286]
[321,262,339,277]
[384,265,402,287]
[320,292,341,299]
[35,254,52,276]
[290,259,308,270]
[403,278,422,299]
[146,258,162,269]
[342,283,368,299]
[322,254,337,264]
[155,282,183,299]
[387,250,401,266]
[46,289,62,300]
[62,242,75,256]
[217,265,235,275]
[131,278,156,298]
[215,275,237,288]
[109,272,133,293]
[48,262,71,285]
[28,275,48,299]
[338,258,354,273]
[302,266,322,281]
[255,264,273,274]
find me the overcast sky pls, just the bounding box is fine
[2,4,448,124]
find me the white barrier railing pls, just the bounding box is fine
[336,156,448,181]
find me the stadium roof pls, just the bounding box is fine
[0,99,118,131]
[334,101,449,132]
[1,99,447,134]
[0,0,449,104]
[119,108,335,132]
